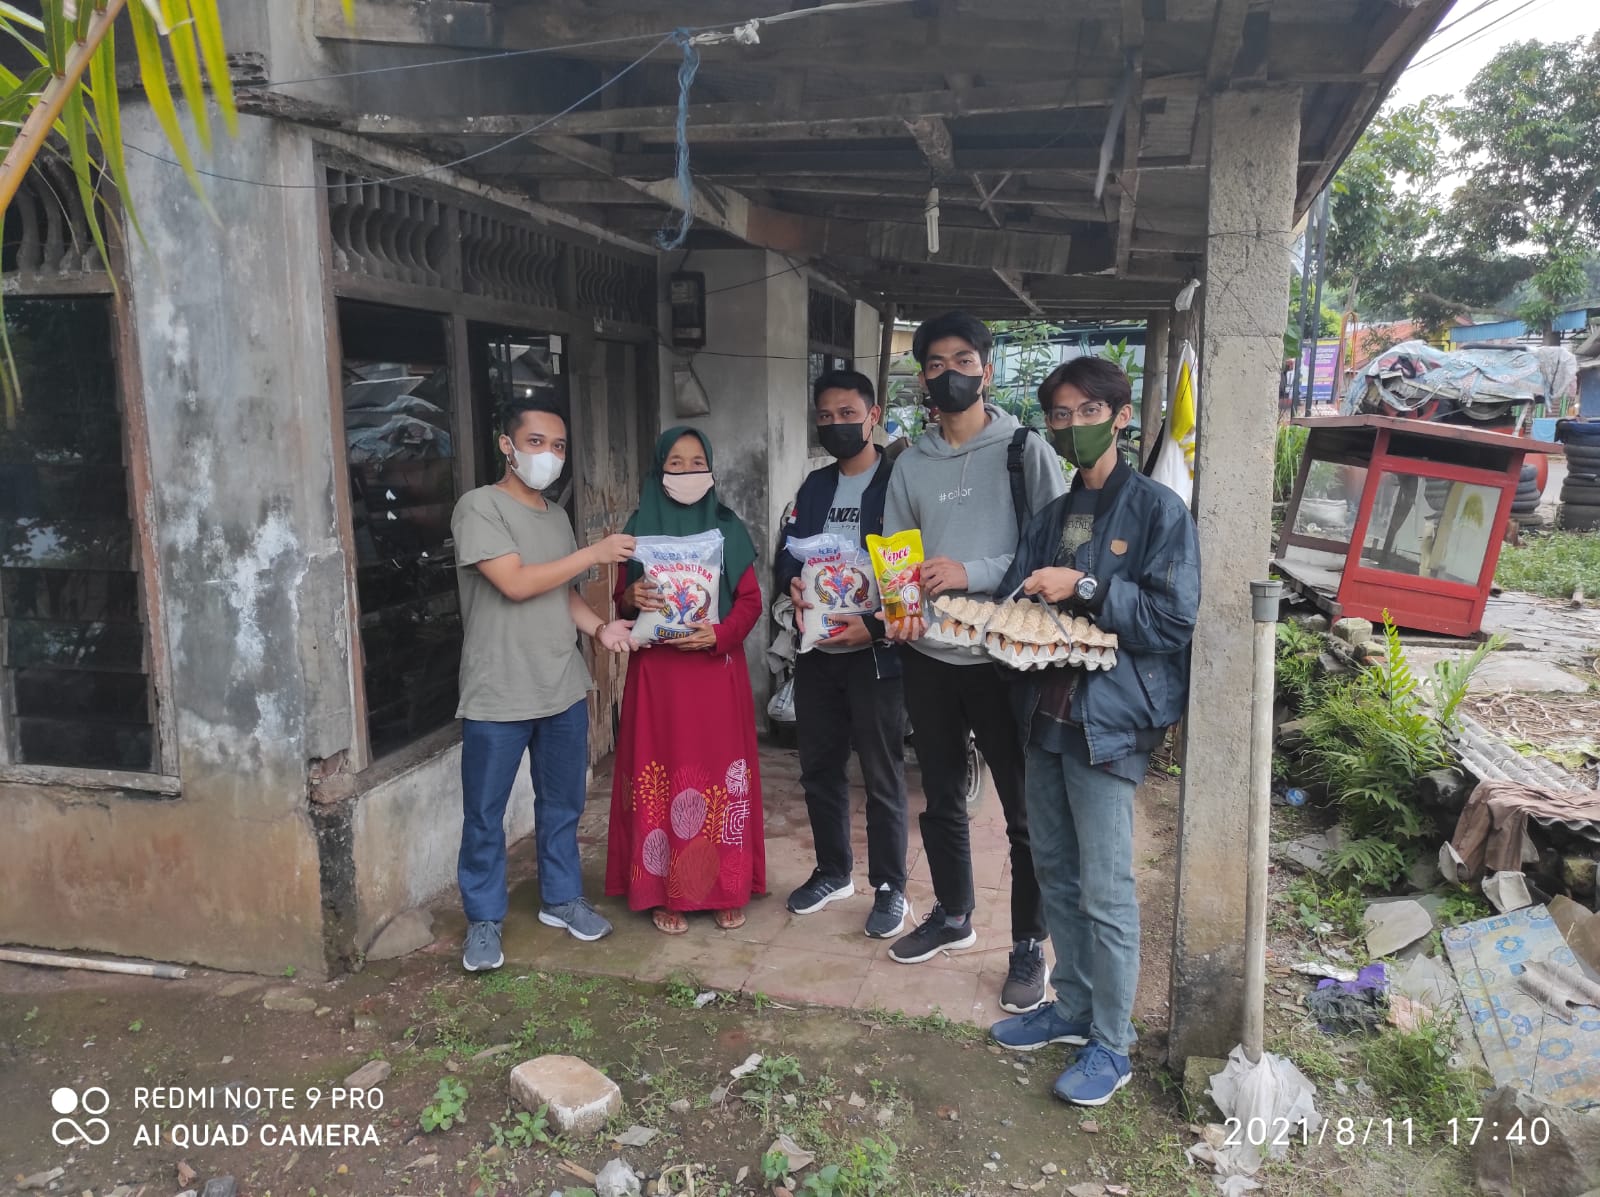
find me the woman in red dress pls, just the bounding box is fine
[607,427,766,934]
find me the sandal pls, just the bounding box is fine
[714,908,746,931]
[652,908,688,936]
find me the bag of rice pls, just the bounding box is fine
[866,529,925,622]
[785,532,878,652]
[629,531,725,645]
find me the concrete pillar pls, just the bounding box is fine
[1168,87,1302,1066]
[1141,309,1170,465]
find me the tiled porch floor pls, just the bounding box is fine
[430,744,1179,1030]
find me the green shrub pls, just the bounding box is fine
[1301,613,1496,887]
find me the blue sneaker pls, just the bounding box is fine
[1053,1042,1131,1106]
[989,1004,1090,1052]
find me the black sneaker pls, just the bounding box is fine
[1000,939,1048,1014]
[787,869,854,915]
[888,903,977,964]
[864,884,911,939]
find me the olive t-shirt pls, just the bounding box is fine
[451,485,593,722]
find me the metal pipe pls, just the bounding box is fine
[0,946,189,979]
[1243,579,1284,1063]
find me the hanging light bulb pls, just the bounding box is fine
[924,186,941,256]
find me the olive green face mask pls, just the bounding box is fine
[1049,417,1118,468]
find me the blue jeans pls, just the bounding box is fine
[459,700,589,921]
[1025,738,1140,1056]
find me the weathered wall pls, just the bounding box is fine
[350,747,536,945]
[1168,87,1302,1066]
[0,108,346,976]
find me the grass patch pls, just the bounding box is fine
[1495,531,1600,600]
[1357,1016,1481,1133]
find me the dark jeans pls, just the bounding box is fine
[901,649,1044,942]
[794,649,908,890]
[459,699,589,921]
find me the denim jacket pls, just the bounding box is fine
[998,459,1200,766]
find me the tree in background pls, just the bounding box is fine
[1448,34,1600,342]
[1324,36,1600,338]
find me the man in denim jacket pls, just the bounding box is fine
[989,356,1200,1107]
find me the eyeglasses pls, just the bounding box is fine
[1045,402,1111,428]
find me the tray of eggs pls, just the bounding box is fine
[928,596,1119,672]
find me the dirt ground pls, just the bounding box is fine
[1,753,1477,1197]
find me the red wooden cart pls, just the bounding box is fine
[1275,415,1562,637]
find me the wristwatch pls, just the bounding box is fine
[1074,575,1099,604]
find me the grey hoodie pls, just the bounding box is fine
[883,405,1067,666]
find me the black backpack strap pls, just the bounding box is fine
[1008,427,1031,537]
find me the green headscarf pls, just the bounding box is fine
[623,426,758,619]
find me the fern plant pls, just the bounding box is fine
[1300,611,1495,888]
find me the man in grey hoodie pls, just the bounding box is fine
[882,312,1067,1014]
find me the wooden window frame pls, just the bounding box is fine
[0,178,180,794]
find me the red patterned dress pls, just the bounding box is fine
[605,565,766,911]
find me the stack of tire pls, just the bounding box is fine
[1509,463,1542,521]
[1558,420,1600,532]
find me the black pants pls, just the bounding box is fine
[794,648,908,891]
[901,648,1045,942]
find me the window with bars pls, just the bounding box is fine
[0,297,157,772]
[337,300,463,761]
[807,286,856,448]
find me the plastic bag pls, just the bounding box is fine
[629,531,724,645]
[786,533,878,652]
[767,677,796,723]
[865,530,925,621]
[1151,340,1197,507]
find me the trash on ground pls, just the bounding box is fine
[1443,904,1600,1109]
[1515,958,1600,1025]
[1364,899,1433,959]
[1448,780,1600,880]
[729,1053,763,1079]
[1307,963,1388,1033]
[1482,870,1534,913]
[1550,894,1600,976]
[1186,1046,1321,1185]
[1291,961,1358,983]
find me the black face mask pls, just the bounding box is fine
[925,370,984,413]
[817,420,870,460]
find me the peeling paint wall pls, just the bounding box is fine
[0,108,346,975]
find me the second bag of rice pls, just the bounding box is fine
[629,530,725,645]
[786,533,878,652]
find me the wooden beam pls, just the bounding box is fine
[1205,0,1251,89]
[1116,52,1144,274]
[906,116,956,178]
[484,145,1115,180]
[994,269,1044,317]
[348,78,1152,140]
[314,0,500,47]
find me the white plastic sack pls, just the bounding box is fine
[1186,1045,1322,1185]
[786,533,877,652]
[629,531,724,645]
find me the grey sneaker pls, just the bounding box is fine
[865,883,910,939]
[539,897,613,942]
[462,920,503,972]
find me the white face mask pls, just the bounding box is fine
[510,448,563,491]
[663,471,715,506]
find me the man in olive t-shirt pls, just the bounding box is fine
[450,400,634,972]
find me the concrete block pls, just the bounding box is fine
[343,1059,391,1089]
[1332,617,1374,647]
[511,1055,622,1137]
[200,1179,237,1197]
[1475,1084,1600,1197]
[366,908,435,960]
[260,988,318,1013]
